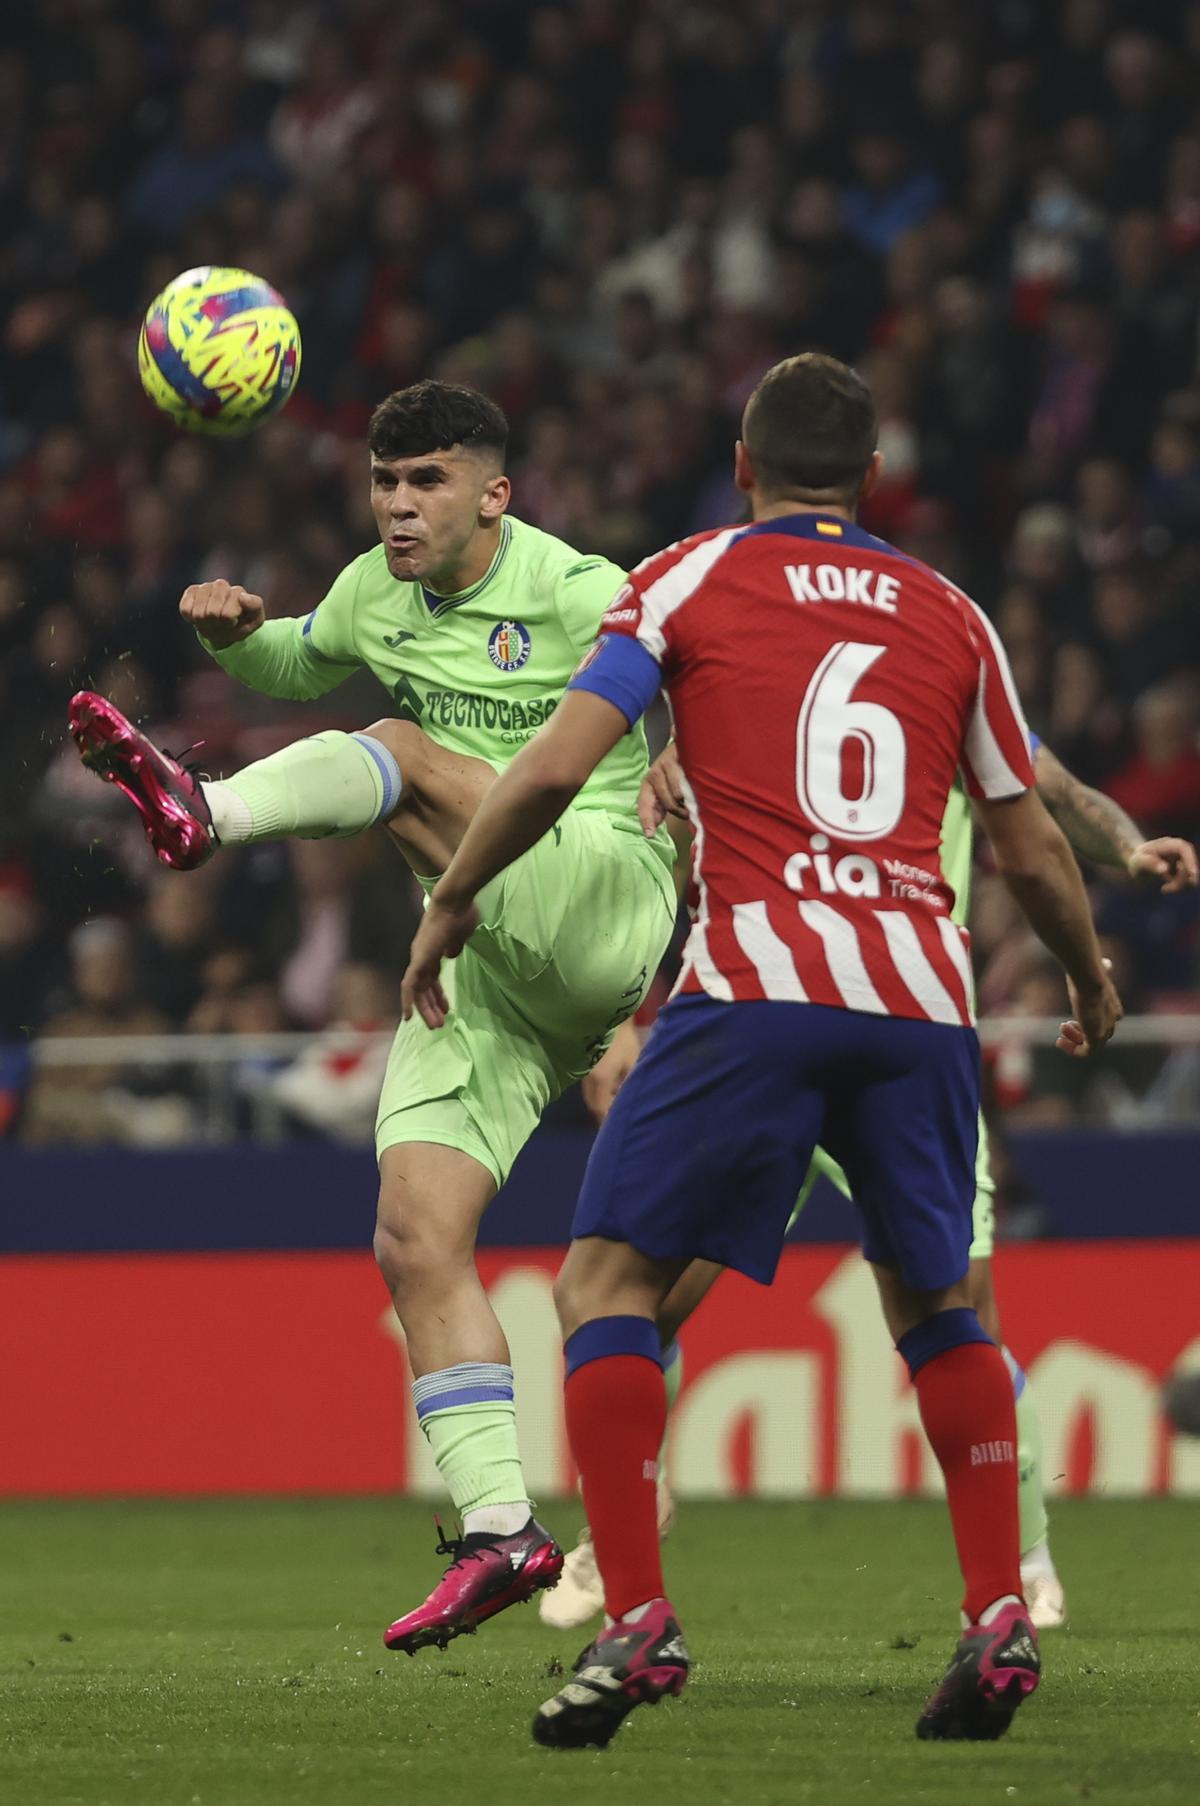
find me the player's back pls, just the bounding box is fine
[607,514,1030,1025]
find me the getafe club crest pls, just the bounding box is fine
[488,620,531,671]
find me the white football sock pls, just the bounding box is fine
[201,780,253,845]
[966,1593,1022,1629]
[462,1503,530,1538]
[605,1597,663,1629]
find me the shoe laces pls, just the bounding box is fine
[160,739,210,781]
[433,1513,486,1571]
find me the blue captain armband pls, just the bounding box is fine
[567,633,663,728]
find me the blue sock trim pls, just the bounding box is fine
[660,1338,681,1372]
[351,732,402,819]
[897,1307,992,1379]
[414,1385,513,1417]
[1002,1346,1027,1401]
[412,1361,514,1420]
[565,1315,662,1378]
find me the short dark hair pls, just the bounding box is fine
[368,380,509,466]
[742,353,877,504]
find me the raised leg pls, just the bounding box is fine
[202,715,498,876]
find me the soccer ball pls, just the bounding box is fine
[137,266,301,436]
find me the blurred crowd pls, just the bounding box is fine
[1,0,1199,1142]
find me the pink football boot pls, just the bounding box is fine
[384,1518,564,1656]
[68,692,215,871]
[917,1599,1040,1741]
[532,1597,689,1749]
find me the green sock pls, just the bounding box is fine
[203,730,401,844]
[412,1363,527,1521]
[659,1339,684,1474]
[1005,1347,1049,1558]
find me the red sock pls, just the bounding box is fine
[912,1341,1022,1623]
[565,1353,666,1620]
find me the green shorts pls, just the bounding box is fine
[375,808,676,1187]
[788,1111,996,1260]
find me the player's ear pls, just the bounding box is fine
[858,451,884,504]
[479,473,511,521]
[734,440,755,495]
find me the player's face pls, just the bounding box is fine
[369,449,510,589]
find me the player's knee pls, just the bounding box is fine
[362,717,431,776]
[552,1262,601,1340]
[551,1265,577,1334]
[372,1214,406,1293]
[372,1208,449,1299]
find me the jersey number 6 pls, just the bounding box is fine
[796,640,906,842]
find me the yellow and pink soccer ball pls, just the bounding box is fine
[137,265,302,436]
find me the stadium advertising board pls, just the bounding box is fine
[2,1243,1197,1498]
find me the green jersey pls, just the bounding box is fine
[940,782,974,929]
[213,515,672,871]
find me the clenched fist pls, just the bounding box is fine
[180,580,265,649]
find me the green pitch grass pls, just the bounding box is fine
[0,1499,1195,1806]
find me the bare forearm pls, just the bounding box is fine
[978,789,1122,1051]
[1035,745,1141,870]
[1043,781,1142,869]
[999,834,1108,994]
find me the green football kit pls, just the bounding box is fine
[186,505,1049,1577]
[792,782,996,1258]
[213,515,676,1184]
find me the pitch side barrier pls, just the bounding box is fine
[2,1014,1198,1249]
[1,1019,1197,1497]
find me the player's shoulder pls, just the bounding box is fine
[317,542,390,617]
[337,541,390,593]
[505,515,623,591]
[352,542,388,572]
[627,524,744,596]
[805,520,954,595]
[847,528,994,652]
[916,562,999,657]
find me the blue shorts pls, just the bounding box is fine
[572,996,980,1290]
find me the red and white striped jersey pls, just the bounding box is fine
[598,514,1034,1026]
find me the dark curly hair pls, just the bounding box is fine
[368,380,509,466]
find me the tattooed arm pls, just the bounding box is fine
[1034,742,1199,892]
